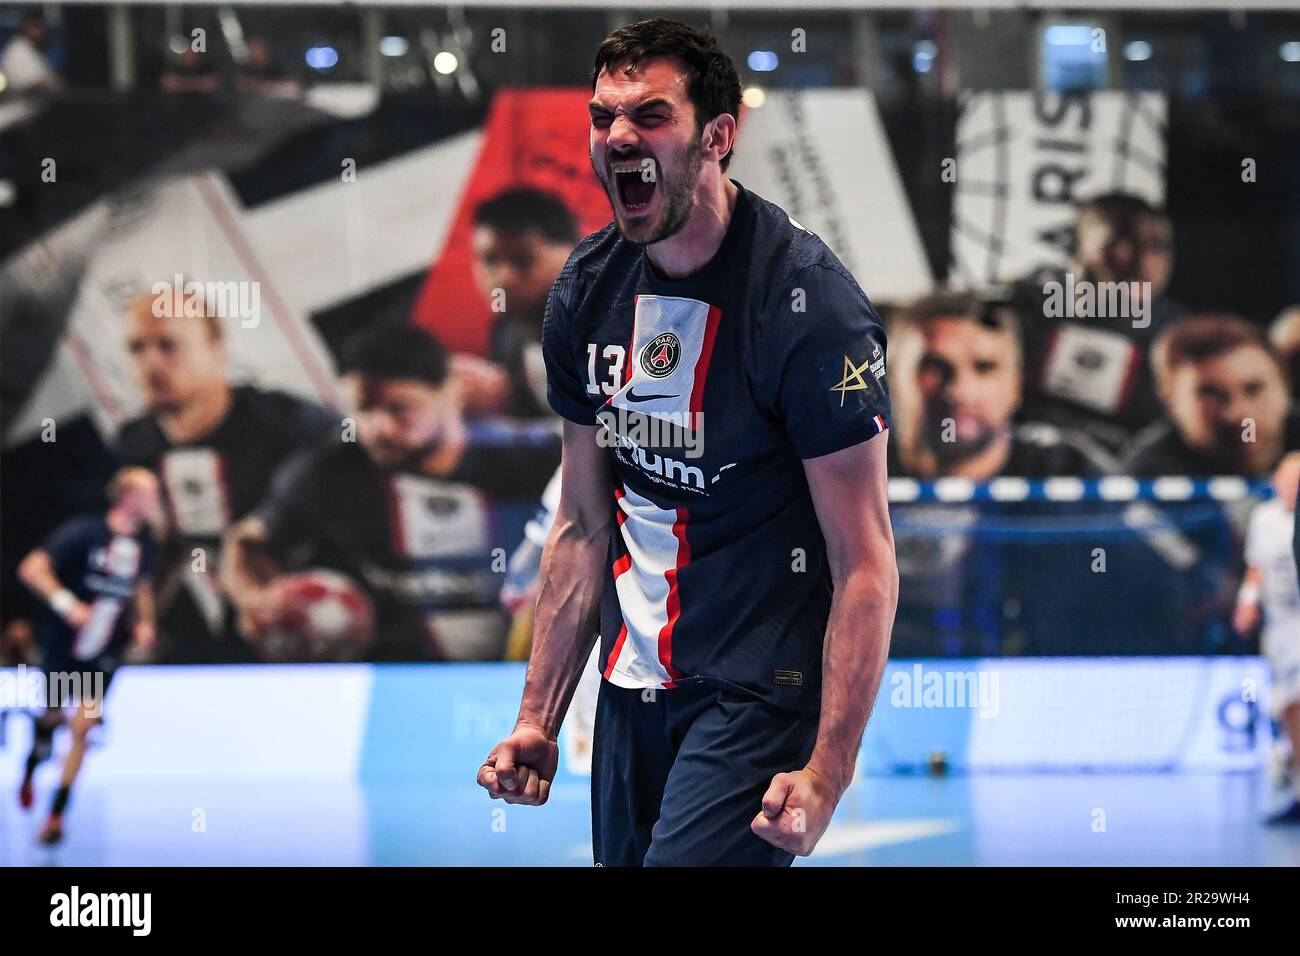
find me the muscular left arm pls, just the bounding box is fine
[751,433,898,856]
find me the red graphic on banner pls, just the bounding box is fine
[411,88,614,355]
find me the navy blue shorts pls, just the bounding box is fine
[37,631,121,707]
[591,678,819,867]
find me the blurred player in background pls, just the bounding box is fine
[1234,452,1300,821]
[1018,193,1183,454]
[223,323,559,661]
[0,9,62,93]
[116,289,336,662]
[15,467,159,845]
[888,291,1111,479]
[455,188,580,419]
[1126,314,1297,476]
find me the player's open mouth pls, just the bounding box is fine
[611,159,657,213]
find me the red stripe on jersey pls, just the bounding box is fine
[688,305,722,420]
[606,484,633,677]
[613,485,627,526]
[657,508,691,686]
[70,536,140,658]
[603,623,629,680]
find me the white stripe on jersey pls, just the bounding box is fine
[606,294,715,426]
[605,483,686,689]
[71,535,141,660]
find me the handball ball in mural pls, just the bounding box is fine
[259,570,376,662]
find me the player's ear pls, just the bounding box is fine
[703,112,737,166]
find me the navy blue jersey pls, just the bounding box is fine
[117,385,338,552]
[542,181,890,711]
[34,516,157,663]
[254,422,561,660]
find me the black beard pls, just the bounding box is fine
[366,433,446,472]
[598,144,703,247]
[926,418,1001,464]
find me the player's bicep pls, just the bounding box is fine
[803,434,895,585]
[553,420,613,540]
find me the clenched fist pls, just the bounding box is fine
[750,767,838,857]
[477,724,559,806]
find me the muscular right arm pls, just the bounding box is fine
[18,548,91,629]
[514,419,612,738]
[18,549,68,606]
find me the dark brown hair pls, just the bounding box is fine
[894,290,1021,339]
[592,18,742,171]
[1153,313,1283,385]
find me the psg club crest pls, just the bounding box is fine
[640,332,681,379]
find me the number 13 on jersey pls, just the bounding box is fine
[586,343,626,396]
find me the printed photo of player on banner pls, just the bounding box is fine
[0,0,1298,920]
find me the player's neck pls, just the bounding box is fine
[159,382,233,444]
[645,177,738,281]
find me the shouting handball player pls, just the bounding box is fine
[476,18,899,866]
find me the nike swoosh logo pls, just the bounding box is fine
[624,390,679,403]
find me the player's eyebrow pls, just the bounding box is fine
[588,96,676,117]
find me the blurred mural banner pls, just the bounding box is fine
[2,85,1170,444]
[728,88,934,302]
[5,111,478,444]
[950,91,1167,286]
[412,88,614,356]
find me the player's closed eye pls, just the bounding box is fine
[1197,385,1227,407]
[918,356,953,384]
